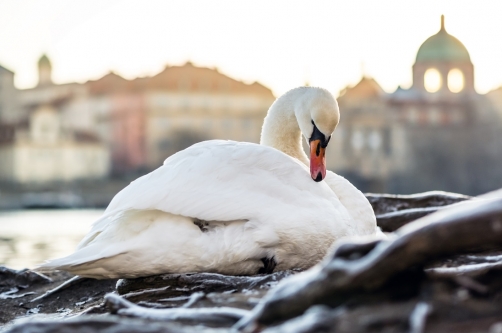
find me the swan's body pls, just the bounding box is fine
[42,87,377,279]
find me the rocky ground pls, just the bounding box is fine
[1,191,502,333]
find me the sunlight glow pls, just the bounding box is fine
[448,69,464,93]
[0,0,501,95]
[424,68,442,93]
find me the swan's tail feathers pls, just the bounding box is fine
[375,226,388,239]
[37,245,127,279]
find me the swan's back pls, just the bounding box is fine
[101,140,345,226]
[43,140,367,278]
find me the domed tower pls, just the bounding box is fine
[412,16,474,95]
[38,54,52,86]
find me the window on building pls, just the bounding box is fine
[351,129,364,151]
[408,106,419,124]
[343,128,352,155]
[160,95,170,108]
[201,98,209,112]
[424,68,442,93]
[200,78,211,91]
[382,128,392,156]
[221,100,229,116]
[242,118,251,129]
[447,69,464,93]
[223,119,232,137]
[368,130,382,151]
[450,110,463,125]
[178,77,190,91]
[429,107,441,125]
[182,99,190,113]
[204,119,212,131]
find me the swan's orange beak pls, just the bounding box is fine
[310,139,326,182]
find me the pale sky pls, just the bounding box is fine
[0,0,501,96]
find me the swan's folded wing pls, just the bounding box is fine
[324,172,377,235]
[99,140,339,228]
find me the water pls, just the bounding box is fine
[0,209,103,269]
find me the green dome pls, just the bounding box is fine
[38,54,51,67]
[416,16,471,63]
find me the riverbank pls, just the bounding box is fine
[0,179,135,210]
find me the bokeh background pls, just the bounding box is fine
[1,0,502,268]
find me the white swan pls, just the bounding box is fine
[42,87,377,279]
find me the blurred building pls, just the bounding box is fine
[0,105,109,183]
[330,16,502,194]
[486,86,502,119]
[113,62,274,169]
[0,55,111,184]
[0,56,275,183]
[87,62,275,172]
[2,16,500,193]
[0,64,18,123]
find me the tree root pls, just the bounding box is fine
[105,293,249,326]
[236,196,502,330]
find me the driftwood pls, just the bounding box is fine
[236,195,502,330]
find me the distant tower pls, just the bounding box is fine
[38,54,52,86]
[412,15,475,95]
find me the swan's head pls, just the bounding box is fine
[295,88,340,182]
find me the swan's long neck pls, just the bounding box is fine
[260,89,309,165]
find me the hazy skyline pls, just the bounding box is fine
[1,0,501,96]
